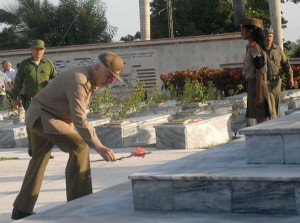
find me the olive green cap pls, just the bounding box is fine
[264,27,274,35]
[31,39,45,49]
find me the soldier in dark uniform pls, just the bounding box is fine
[264,27,294,118]
[12,39,57,157]
[241,17,272,126]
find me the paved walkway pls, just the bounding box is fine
[0,146,200,222]
[1,143,300,223]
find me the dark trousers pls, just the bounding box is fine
[6,90,13,107]
[13,118,93,213]
[24,99,34,156]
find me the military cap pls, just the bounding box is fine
[241,17,262,29]
[98,51,124,82]
[31,39,45,49]
[264,27,274,35]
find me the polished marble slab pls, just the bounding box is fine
[129,138,300,214]
[0,117,110,149]
[155,114,231,149]
[148,101,179,116]
[240,111,300,164]
[225,93,247,109]
[96,114,170,148]
[280,100,300,117]
[0,123,28,148]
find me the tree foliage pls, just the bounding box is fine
[291,40,300,58]
[0,0,116,50]
[120,31,141,42]
[150,0,298,39]
[150,0,235,39]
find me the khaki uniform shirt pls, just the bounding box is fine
[265,44,293,81]
[243,42,267,80]
[25,66,102,149]
[243,42,272,119]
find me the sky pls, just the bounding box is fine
[0,0,299,42]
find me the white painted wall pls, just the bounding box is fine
[0,32,247,90]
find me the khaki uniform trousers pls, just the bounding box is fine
[13,118,93,213]
[268,78,282,119]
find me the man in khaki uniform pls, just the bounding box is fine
[11,51,124,220]
[264,28,294,118]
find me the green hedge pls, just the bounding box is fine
[160,66,300,97]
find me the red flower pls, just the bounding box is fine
[131,147,150,158]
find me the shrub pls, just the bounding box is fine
[161,66,300,96]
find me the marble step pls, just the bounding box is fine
[129,138,300,215]
[239,111,300,164]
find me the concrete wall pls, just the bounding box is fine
[0,32,246,90]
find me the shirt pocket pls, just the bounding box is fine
[271,54,281,66]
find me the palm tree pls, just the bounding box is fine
[139,0,151,41]
[268,0,283,49]
[0,0,56,49]
[233,0,246,27]
[0,0,115,50]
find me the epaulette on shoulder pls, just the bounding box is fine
[85,80,92,91]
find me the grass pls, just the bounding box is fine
[0,157,19,161]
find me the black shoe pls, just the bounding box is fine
[50,155,54,159]
[11,208,35,220]
[28,150,32,157]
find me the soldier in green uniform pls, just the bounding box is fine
[241,17,272,126]
[12,39,57,157]
[264,28,294,118]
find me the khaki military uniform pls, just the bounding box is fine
[13,67,100,213]
[244,42,273,122]
[265,44,293,118]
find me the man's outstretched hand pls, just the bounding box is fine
[95,146,116,162]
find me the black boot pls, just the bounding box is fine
[11,208,35,220]
[28,149,32,157]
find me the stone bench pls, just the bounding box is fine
[239,111,300,164]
